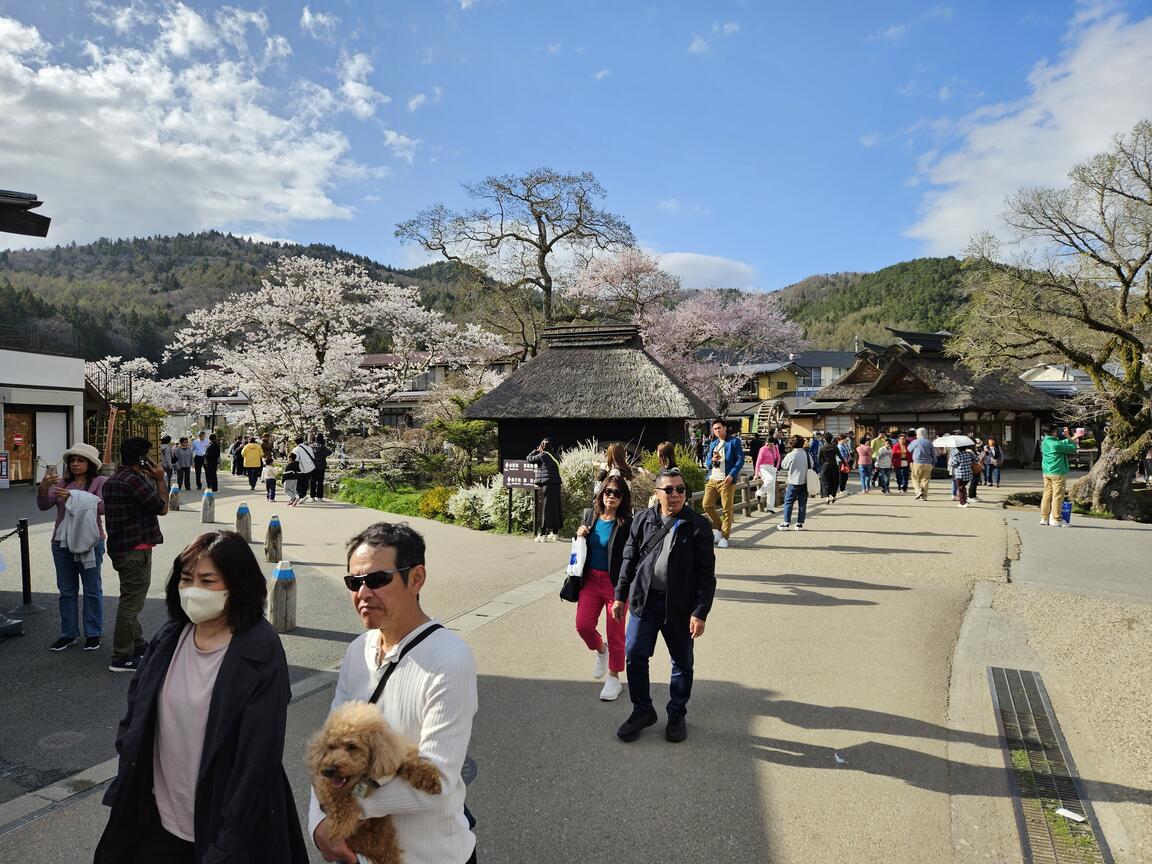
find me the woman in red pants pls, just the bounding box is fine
[575,476,633,701]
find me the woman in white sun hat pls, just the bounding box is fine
[36,442,109,653]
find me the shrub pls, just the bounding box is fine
[447,484,490,530]
[482,477,536,533]
[336,477,422,516]
[418,485,456,521]
[558,439,602,536]
[639,445,705,495]
[472,460,499,485]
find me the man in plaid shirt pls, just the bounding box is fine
[102,437,169,673]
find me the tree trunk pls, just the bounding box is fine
[1070,440,1142,519]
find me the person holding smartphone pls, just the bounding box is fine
[37,444,108,652]
[1039,424,1083,526]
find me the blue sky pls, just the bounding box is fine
[3,0,1152,290]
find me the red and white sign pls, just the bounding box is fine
[11,433,23,447]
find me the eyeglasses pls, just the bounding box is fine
[656,485,687,495]
[344,567,413,591]
[602,488,623,498]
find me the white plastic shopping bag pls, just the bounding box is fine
[566,535,587,578]
[758,465,778,510]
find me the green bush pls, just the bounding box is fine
[336,477,423,517]
[639,445,705,495]
[472,460,499,484]
[448,484,490,530]
[418,485,456,521]
[482,478,536,533]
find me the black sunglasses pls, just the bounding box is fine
[344,567,413,591]
[602,488,623,498]
[656,485,687,495]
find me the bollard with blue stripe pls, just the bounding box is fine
[270,560,296,632]
[169,484,181,511]
[235,502,252,541]
[264,514,283,562]
[201,490,215,523]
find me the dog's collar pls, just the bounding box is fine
[352,776,381,799]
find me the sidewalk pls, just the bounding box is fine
[1,468,1148,862]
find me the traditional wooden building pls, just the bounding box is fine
[805,329,1059,466]
[465,324,714,461]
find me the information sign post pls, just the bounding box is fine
[501,460,538,535]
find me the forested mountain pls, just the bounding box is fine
[0,231,968,365]
[0,232,463,368]
[777,257,965,349]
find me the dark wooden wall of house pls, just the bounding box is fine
[496,419,688,464]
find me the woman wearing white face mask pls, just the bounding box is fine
[95,531,308,864]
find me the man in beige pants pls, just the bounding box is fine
[701,419,744,548]
[907,427,937,500]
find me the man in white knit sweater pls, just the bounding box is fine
[310,523,479,864]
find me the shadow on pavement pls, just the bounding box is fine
[720,573,911,592]
[468,674,776,864]
[714,587,878,607]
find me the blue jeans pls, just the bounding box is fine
[877,467,891,493]
[782,483,808,525]
[51,540,104,639]
[894,466,910,490]
[858,464,872,490]
[985,465,1001,485]
[625,592,694,718]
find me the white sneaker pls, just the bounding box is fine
[547,532,559,542]
[1039,519,1049,526]
[795,524,805,531]
[599,676,622,701]
[717,537,729,548]
[712,528,722,546]
[1048,517,1062,527]
[592,646,608,680]
[777,523,790,530]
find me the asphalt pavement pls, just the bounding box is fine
[0,468,1148,863]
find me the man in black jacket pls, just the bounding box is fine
[612,468,716,743]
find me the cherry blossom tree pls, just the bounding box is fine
[641,290,805,414]
[569,248,681,321]
[167,256,506,436]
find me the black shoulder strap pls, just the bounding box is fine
[368,623,444,705]
[638,513,677,561]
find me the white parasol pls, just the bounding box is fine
[933,434,975,449]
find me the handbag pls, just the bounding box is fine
[559,574,582,602]
[559,510,594,603]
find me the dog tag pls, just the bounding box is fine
[352,780,372,799]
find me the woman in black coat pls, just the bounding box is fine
[527,437,563,541]
[94,531,308,864]
[817,432,843,504]
[574,476,633,702]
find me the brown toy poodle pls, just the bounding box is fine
[307,701,443,864]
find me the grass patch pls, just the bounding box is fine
[336,477,424,517]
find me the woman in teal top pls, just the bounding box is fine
[574,476,633,702]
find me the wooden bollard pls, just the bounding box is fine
[235,503,252,542]
[169,485,181,511]
[201,490,215,523]
[264,515,282,563]
[269,560,296,632]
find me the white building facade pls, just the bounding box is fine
[0,348,85,488]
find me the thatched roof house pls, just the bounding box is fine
[465,324,714,461]
[805,328,1060,466]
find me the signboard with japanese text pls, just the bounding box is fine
[501,459,537,489]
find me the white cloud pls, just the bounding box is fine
[937,85,952,102]
[459,0,475,9]
[688,35,709,54]
[546,43,561,54]
[383,129,420,163]
[408,93,427,111]
[594,68,611,81]
[906,7,1152,254]
[339,52,389,118]
[689,19,741,53]
[159,3,215,57]
[858,133,881,148]
[868,24,909,42]
[656,198,710,216]
[655,251,757,290]
[0,11,377,249]
[299,6,339,40]
[924,5,955,22]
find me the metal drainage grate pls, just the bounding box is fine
[988,667,1113,864]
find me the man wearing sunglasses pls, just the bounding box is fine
[309,522,479,864]
[612,468,716,744]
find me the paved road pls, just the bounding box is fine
[1,468,1148,862]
